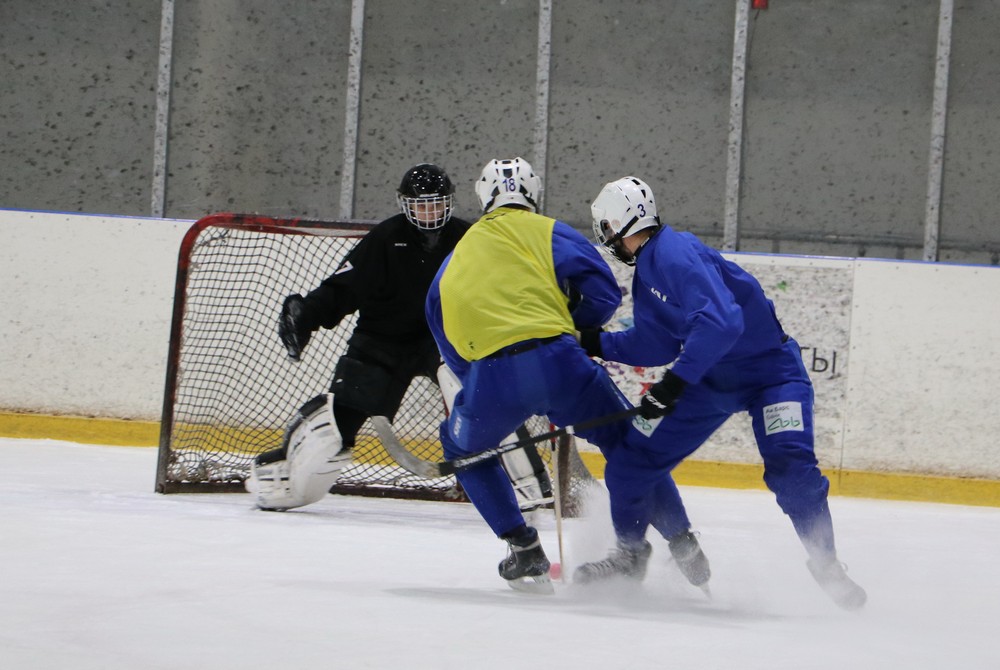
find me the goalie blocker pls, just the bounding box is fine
[246,393,351,511]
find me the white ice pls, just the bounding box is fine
[2,438,998,669]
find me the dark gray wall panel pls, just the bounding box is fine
[940,1,1000,264]
[741,1,937,250]
[0,2,159,214]
[2,1,998,264]
[353,0,538,223]
[547,0,733,230]
[165,0,350,220]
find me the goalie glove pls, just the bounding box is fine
[639,370,686,419]
[278,294,313,361]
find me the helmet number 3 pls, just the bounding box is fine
[637,203,646,217]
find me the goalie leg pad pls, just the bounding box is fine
[247,393,351,511]
[501,438,554,512]
[436,363,462,411]
[439,364,553,511]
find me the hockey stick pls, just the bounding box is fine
[549,434,566,582]
[371,406,643,479]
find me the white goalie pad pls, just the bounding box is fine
[500,442,553,511]
[246,393,351,511]
[437,362,462,410]
[436,364,552,511]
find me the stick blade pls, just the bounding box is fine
[371,416,444,479]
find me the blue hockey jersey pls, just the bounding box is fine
[599,225,787,385]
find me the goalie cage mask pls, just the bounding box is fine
[397,163,455,231]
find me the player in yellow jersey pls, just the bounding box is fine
[425,158,640,592]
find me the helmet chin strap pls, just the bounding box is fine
[606,216,639,247]
[605,219,660,266]
[603,216,640,265]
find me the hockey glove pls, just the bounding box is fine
[639,370,686,419]
[278,294,313,361]
[560,279,582,312]
[578,328,603,359]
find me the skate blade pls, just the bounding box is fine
[506,574,555,595]
[699,583,713,599]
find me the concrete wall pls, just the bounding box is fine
[1,1,997,263]
[1,2,161,213]
[940,1,1000,263]
[165,0,352,219]
[740,1,937,258]
[2,210,999,481]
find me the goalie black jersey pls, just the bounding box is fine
[301,213,472,343]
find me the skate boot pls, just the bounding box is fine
[667,529,711,589]
[499,526,553,594]
[573,540,652,584]
[807,557,867,611]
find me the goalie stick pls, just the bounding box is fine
[371,406,644,479]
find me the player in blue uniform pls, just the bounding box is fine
[425,158,668,593]
[576,176,866,610]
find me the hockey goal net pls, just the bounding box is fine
[156,214,599,512]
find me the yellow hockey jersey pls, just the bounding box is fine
[439,208,574,361]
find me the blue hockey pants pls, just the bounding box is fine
[440,335,632,538]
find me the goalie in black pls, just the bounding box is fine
[248,163,553,511]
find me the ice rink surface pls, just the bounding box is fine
[2,438,998,670]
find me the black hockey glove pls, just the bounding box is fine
[278,294,313,361]
[639,370,686,419]
[564,284,582,312]
[560,278,583,313]
[578,328,603,359]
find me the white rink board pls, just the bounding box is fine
[0,210,190,419]
[603,254,854,473]
[603,254,1000,479]
[1,210,999,480]
[843,261,1000,477]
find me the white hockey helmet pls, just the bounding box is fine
[590,176,661,265]
[475,157,542,213]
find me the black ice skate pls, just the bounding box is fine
[499,527,553,595]
[807,558,867,611]
[573,540,652,584]
[668,529,712,593]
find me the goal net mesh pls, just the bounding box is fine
[156,215,598,512]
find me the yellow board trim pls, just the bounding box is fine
[0,412,161,447]
[577,452,1000,509]
[0,412,440,470]
[4,411,999,508]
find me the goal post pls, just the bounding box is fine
[155,213,599,510]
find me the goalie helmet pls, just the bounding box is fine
[475,157,542,213]
[397,163,455,231]
[590,176,661,265]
